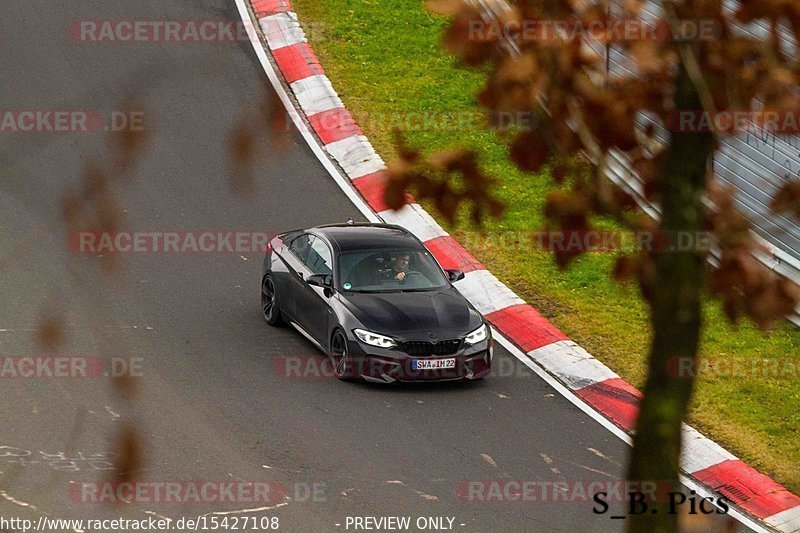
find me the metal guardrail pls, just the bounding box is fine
[483,0,800,326]
[613,0,800,326]
[605,148,800,327]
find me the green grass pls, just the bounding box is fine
[293,0,800,491]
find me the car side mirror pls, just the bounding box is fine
[446,269,465,282]
[307,274,332,289]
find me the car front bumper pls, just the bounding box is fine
[344,336,493,383]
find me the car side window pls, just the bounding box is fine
[305,236,333,275]
[289,234,312,262]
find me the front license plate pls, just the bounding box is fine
[413,358,456,370]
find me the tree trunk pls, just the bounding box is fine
[626,63,716,532]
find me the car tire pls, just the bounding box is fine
[261,273,285,326]
[330,330,355,381]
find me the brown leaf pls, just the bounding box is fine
[109,98,149,175]
[722,294,742,324]
[425,0,464,15]
[388,135,504,224]
[734,0,772,24]
[622,0,645,17]
[109,424,143,487]
[383,164,414,211]
[393,129,421,163]
[228,123,258,196]
[94,194,123,234]
[613,256,639,282]
[230,123,257,163]
[112,374,139,402]
[263,86,292,149]
[62,192,87,232]
[596,102,639,151]
[34,311,65,351]
[82,162,108,201]
[544,189,591,221]
[510,131,550,172]
[629,41,662,73]
[541,190,593,269]
[636,254,657,303]
[612,186,639,211]
[745,275,800,331]
[429,149,475,173]
[631,154,663,201]
[552,161,570,184]
[771,180,800,217]
[440,5,497,67]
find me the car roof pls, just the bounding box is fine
[311,223,424,252]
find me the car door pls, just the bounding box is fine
[295,235,335,345]
[283,233,314,320]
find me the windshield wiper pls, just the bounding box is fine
[346,289,393,293]
[345,287,439,293]
[396,287,439,292]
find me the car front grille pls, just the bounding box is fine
[401,339,462,356]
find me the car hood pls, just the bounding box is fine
[340,285,483,339]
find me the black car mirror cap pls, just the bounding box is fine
[307,273,333,288]
[446,269,465,282]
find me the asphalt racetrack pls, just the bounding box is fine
[0,1,756,531]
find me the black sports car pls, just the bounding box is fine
[261,223,492,382]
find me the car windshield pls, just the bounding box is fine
[338,248,449,292]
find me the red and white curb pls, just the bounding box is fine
[236,1,800,531]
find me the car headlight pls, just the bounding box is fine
[464,323,489,345]
[354,328,397,348]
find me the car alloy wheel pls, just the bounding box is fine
[330,331,352,381]
[261,274,283,326]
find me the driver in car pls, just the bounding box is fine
[379,253,411,281]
